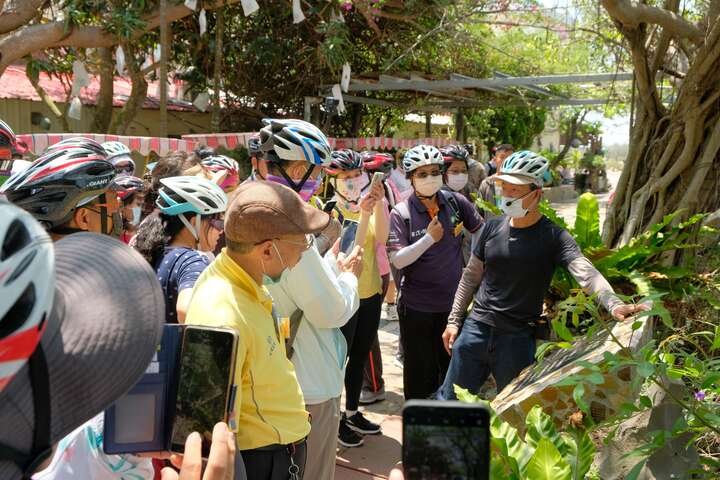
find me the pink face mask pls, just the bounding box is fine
[219,174,239,191]
[265,174,321,202]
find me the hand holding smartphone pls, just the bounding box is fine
[402,400,490,480]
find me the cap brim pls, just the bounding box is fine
[495,173,537,185]
[0,233,164,479]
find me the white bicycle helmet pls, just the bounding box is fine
[201,155,239,175]
[101,141,131,160]
[497,150,549,185]
[259,118,332,166]
[402,145,444,173]
[156,176,228,240]
[0,201,54,392]
[46,137,107,158]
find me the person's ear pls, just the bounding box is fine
[73,208,91,231]
[257,240,274,262]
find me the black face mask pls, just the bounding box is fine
[0,347,52,479]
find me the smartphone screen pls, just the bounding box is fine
[170,327,237,457]
[403,400,490,480]
[339,219,358,254]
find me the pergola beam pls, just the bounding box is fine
[347,72,634,92]
[337,93,610,110]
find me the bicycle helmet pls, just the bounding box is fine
[195,145,216,160]
[46,137,107,158]
[201,155,239,175]
[156,176,228,240]
[113,175,145,202]
[0,148,116,229]
[101,141,131,161]
[259,118,332,166]
[497,150,549,185]
[0,201,54,392]
[0,119,28,158]
[327,149,363,175]
[402,145,444,173]
[463,143,474,156]
[361,152,394,174]
[440,145,469,165]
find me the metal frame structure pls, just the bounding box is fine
[311,71,633,139]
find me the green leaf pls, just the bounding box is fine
[474,197,502,216]
[711,326,720,352]
[539,200,570,231]
[552,317,574,342]
[525,406,568,455]
[562,429,595,480]
[625,459,647,480]
[574,192,602,250]
[491,413,532,474]
[573,383,589,414]
[586,371,605,385]
[524,438,572,480]
[637,361,655,378]
[639,395,653,409]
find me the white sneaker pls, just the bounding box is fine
[384,303,399,321]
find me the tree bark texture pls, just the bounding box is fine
[601,1,720,251]
[91,47,115,133]
[211,3,224,132]
[109,43,148,135]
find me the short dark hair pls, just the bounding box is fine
[496,144,514,153]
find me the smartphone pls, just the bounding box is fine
[104,324,184,454]
[170,326,238,458]
[339,219,358,254]
[402,400,490,480]
[370,171,384,191]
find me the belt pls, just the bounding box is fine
[244,437,307,453]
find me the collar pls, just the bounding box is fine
[408,191,448,214]
[215,249,273,311]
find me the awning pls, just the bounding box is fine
[182,133,449,150]
[18,133,198,156]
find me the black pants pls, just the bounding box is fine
[341,293,383,411]
[241,441,307,480]
[399,302,450,400]
[362,334,384,392]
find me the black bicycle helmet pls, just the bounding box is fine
[327,149,363,175]
[247,134,262,158]
[0,147,117,229]
[440,145,470,165]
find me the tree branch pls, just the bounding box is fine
[0,0,45,35]
[0,0,240,76]
[601,0,704,45]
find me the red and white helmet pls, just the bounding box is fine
[0,147,116,229]
[201,155,239,175]
[0,201,54,392]
[0,119,28,159]
[45,137,107,158]
[113,175,145,202]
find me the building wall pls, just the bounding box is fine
[0,98,212,137]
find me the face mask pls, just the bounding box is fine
[265,174,320,202]
[336,175,369,202]
[220,174,239,191]
[446,173,468,192]
[129,207,142,226]
[499,191,535,218]
[262,241,291,284]
[414,174,443,198]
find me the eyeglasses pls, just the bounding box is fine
[276,235,314,251]
[415,170,442,179]
[209,218,224,231]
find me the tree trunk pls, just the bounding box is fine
[602,8,720,251]
[91,47,115,133]
[109,43,148,134]
[211,3,224,132]
[350,104,363,136]
[159,0,169,137]
[554,109,587,168]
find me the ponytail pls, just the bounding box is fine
[134,212,189,267]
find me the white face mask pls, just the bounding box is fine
[130,207,142,226]
[499,191,535,218]
[335,175,369,202]
[414,174,443,197]
[446,173,468,192]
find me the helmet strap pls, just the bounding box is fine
[278,164,314,192]
[99,193,109,236]
[178,213,200,241]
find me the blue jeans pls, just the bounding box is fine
[438,318,536,400]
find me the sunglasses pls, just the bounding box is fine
[208,218,225,231]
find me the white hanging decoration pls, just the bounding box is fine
[341,63,351,93]
[292,0,305,24]
[193,92,211,112]
[184,0,197,10]
[68,97,83,120]
[330,9,345,23]
[115,46,126,76]
[199,9,207,35]
[331,84,346,114]
[241,0,260,16]
[71,61,90,97]
[154,44,162,62]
